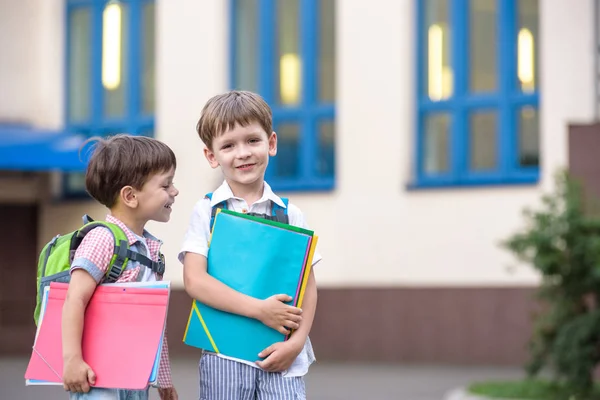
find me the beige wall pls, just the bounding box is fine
[151,0,229,284]
[3,0,598,288]
[0,0,64,128]
[0,174,45,203]
[540,0,596,189]
[150,0,597,288]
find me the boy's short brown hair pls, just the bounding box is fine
[84,134,177,208]
[196,90,273,150]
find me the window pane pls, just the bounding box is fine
[317,121,335,177]
[318,0,335,103]
[469,111,497,170]
[141,2,155,114]
[65,172,87,194]
[234,0,258,92]
[519,106,539,167]
[518,0,538,93]
[274,123,300,178]
[469,0,497,92]
[103,2,129,118]
[68,8,91,123]
[423,113,450,174]
[424,0,452,101]
[276,0,301,106]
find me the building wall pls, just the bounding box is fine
[147,0,596,290]
[25,0,597,289]
[0,0,64,128]
[540,0,596,188]
[3,0,599,362]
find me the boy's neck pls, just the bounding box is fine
[109,209,146,237]
[227,179,264,207]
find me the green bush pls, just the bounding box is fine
[502,171,600,397]
[469,380,600,400]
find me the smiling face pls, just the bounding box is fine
[204,122,277,193]
[133,167,179,223]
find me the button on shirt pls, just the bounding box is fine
[179,180,322,377]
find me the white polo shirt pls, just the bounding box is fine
[179,180,321,377]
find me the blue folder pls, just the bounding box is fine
[183,210,313,362]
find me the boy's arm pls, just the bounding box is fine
[62,228,115,392]
[285,203,320,346]
[256,269,317,371]
[287,269,317,347]
[183,253,263,318]
[256,204,321,371]
[62,270,97,364]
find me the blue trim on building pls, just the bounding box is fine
[0,125,88,172]
[414,0,540,188]
[230,0,335,192]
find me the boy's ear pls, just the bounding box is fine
[119,186,138,208]
[268,132,277,156]
[204,147,220,169]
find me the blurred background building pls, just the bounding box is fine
[1,0,598,367]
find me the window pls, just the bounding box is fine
[415,0,539,187]
[231,0,336,191]
[64,0,155,196]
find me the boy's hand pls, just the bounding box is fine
[62,357,96,393]
[158,387,178,400]
[256,294,303,335]
[255,340,303,372]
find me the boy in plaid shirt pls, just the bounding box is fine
[61,135,179,400]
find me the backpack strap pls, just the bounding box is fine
[271,197,289,221]
[206,193,227,232]
[247,198,290,224]
[105,223,165,279]
[114,244,166,278]
[71,220,165,283]
[207,193,290,229]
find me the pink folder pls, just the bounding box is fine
[25,282,169,390]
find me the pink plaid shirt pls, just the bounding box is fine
[70,215,173,388]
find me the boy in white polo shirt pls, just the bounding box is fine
[179,90,322,399]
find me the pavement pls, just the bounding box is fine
[2,357,525,400]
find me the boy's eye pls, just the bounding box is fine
[249,138,261,143]
[221,144,232,149]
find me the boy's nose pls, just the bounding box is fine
[236,146,252,158]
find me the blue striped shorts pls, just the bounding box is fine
[199,353,306,400]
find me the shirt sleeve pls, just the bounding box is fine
[178,198,212,262]
[70,227,115,283]
[287,203,323,266]
[156,328,173,388]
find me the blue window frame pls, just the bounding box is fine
[64,0,155,197]
[414,0,540,188]
[230,0,336,192]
